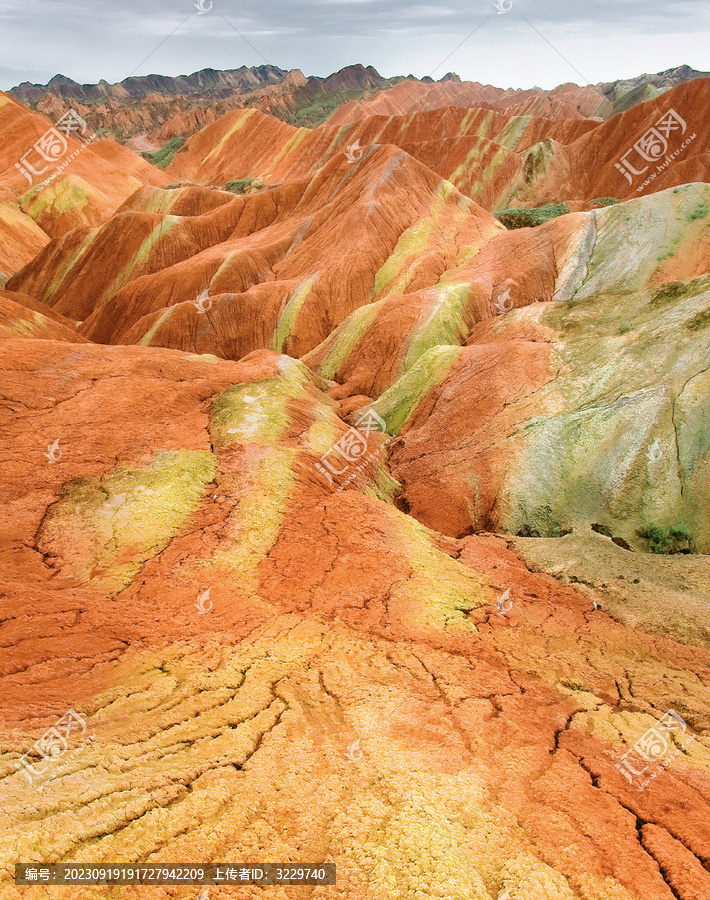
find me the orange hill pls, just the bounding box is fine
[164,78,710,209]
[0,90,170,261]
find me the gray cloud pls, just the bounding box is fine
[1,0,709,91]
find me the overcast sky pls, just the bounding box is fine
[0,0,708,92]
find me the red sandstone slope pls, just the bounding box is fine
[2,64,710,900]
[502,78,710,205]
[165,78,710,211]
[0,199,49,280]
[0,90,170,241]
[0,290,88,342]
[328,78,612,124]
[8,147,502,356]
[165,104,598,211]
[0,336,708,900]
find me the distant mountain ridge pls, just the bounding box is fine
[11,62,707,106]
[9,64,406,142]
[599,63,710,113]
[10,65,291,103]
[7,63,709,147]
[9,63,398,108]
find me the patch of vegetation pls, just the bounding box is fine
[493,202,569,230]
[689,201,709,221]
[224,177,266,195]
[293,94,347,127]
[141,136,186,170]
[649,275,710,311]
[640,521,694,554]
[590,197,620,208]
[561,680,588,693]
[670,522,693,544]
[687,308,710,331]
[288,78,402,127]
[640,523,672,553]
[516,526,541,537]
[650,281,688,306]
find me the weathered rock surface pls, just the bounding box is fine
[0,339,709,900]
[368,186,710,551]
[1,66,710,900]
[0,200,49,283]
[0,290,87,342]
[164,79,710,209]
[0,90,170,262]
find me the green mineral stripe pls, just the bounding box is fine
[138,305,174,346]
[372,344,462,435]
[401,283,471,374]
[272,274,317,353]
[313,300,383,380]
[39,450,216,593]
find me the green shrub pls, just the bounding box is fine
[141,136,186,170]
[590,197,620,207]
[650,282,687,306]
[224,177,266,195]
[670,522,692,543]
[640,523,672,554]
[640,522,694,554]
[687,308,710,331]
[493,202,569,230]
[656,248,676,261]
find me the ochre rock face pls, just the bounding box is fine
[163,79,710,210]
[327,78,614,124]
[0,338,709,900]
[0,199,49,280]
[0,290,89,342]
[163,104,599,211]
[0,90,172,268]
[1,73,710,900]
[11,147,505,354]
[502,79,710,206]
